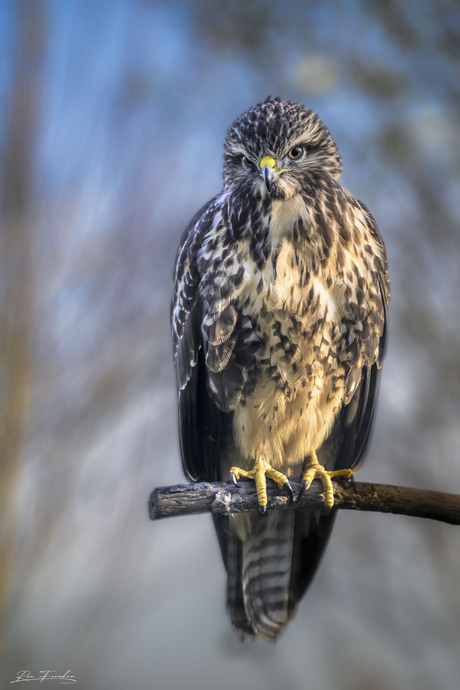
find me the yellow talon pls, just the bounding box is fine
[301,451,354,509]
[230,457,292,513]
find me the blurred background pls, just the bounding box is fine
[1,0,460,688]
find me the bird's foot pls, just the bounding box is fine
[230,457,293,514]
[300,451,353,510]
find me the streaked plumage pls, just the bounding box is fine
[171,97,389,640]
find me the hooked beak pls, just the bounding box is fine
[260,154,276,191]
[263,166,275,190]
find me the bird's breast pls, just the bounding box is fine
[227,211,354,467]
[242,235,341,332]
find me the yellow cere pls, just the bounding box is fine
[259,154,291,178]
[259,155,276,170]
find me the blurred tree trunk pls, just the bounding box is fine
[0,1,46,647]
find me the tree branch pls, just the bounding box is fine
[149,479,460,525]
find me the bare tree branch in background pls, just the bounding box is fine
[0,1,46,636]
[149,479,460,525]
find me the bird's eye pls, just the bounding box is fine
[241,156,254,169]
[288,146,304,160]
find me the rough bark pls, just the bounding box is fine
[149,479,460,525]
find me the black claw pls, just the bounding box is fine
[298,480,307,499]
[284,481,294,501]
[230,472,239,487]
[258,504,267,515]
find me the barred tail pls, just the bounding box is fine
[214,509,336,641]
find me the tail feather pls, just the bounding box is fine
[241,511,294,640]
[215,509,335,641]
[225,520,255,636]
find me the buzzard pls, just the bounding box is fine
[171,97,389,640]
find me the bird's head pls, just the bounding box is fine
[223,97,342,200]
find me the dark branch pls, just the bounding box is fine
[149,479,460,525]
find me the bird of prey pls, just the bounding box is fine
[171,97,389,641]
